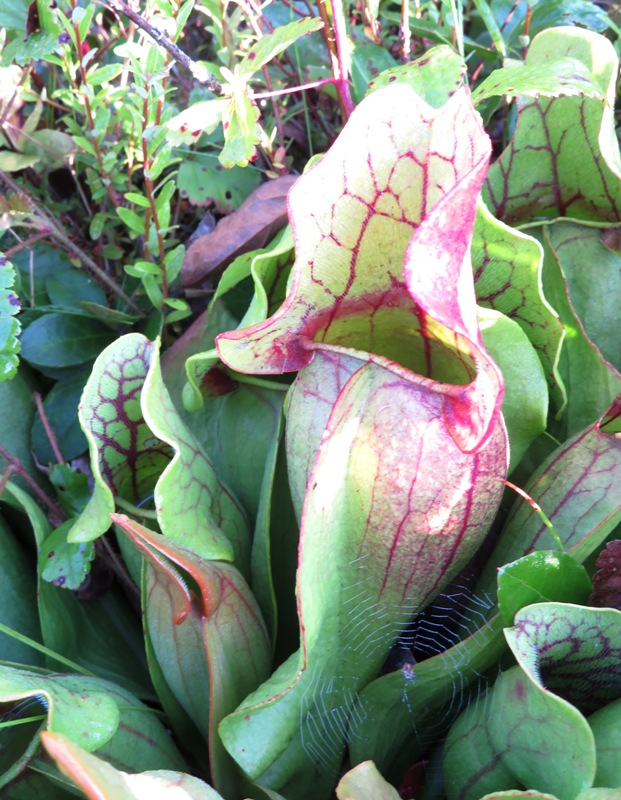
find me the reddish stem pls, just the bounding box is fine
[0,444,65,522]
[33,392,65,465]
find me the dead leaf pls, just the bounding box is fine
[590,538,621,611]
[182,174,297,287]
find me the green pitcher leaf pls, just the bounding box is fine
[478,307,548,473]
[0,666,186,787]
[42,731,226,800]
[0,664,184,795]
[68,334,171,545]
[588,697,621,788]
[216,82,508,800]
[542,222,621,374]
[350,547,593,778]
[37,580,154,700]
[476,394,621,598]
[69,334,250,571]
[113,514,271,799]
[2,478,151,696]
[531,224,621,437]
[249,401,298,650]
[140,336,250,571]
[0,668,120,763]
[443,603,620,800]
[472,201,565,412]
[484,28,621,223]
[0,477,51,548]
[163,303,287,525]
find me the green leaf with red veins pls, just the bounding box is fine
[443,663,595,800]
[532,224,621,441]
[506,603,621,714]
[283,348,360,518]
[443,603,621,800]
[475,394,621,599]
[483,28,621,224]
[0,666,186,789]
[42,731,226,800]
[220,358,506,798]
[472,201,565,413]
[350,548,593,776]
[216,84,508,799]
[531,221,621,437]
[69,334,250,571]
[112,514,271,800]
[69,334,171,544]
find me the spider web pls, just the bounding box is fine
[295,571,504,796]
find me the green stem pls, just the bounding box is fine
[0,623,96,676]
[226,370,290,392]
[114,496,158,520]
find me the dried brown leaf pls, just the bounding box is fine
[181,174,297,287]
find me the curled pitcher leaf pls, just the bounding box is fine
[68,333,250,570]
[42,731,226,800]
[112,514,271,800]
[216,84,508,798]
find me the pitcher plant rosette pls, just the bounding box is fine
[214,83,509,797]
